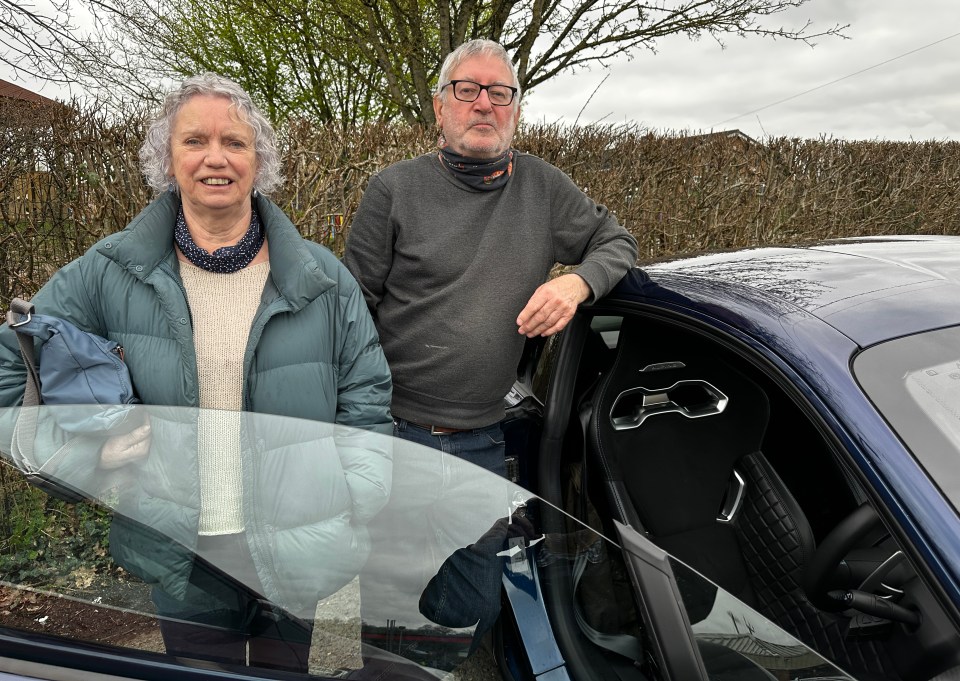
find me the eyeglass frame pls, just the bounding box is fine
[440,80,519,106]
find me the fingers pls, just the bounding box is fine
[100,423,152,469]
[516,274,591,337]
[516,286,566,337]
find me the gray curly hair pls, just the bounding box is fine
[139,73,283,196]
[434,39,522,108]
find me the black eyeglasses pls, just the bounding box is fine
[441,80,518,106]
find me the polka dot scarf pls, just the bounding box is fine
[174,205,265,273]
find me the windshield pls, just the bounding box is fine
[853,325,960,509]
[0,405,852,680]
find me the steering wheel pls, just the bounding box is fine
[805,503,882,610]
[804,503,920,626]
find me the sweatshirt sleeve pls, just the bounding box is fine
[343,174,395,319]
[548,165,638,303]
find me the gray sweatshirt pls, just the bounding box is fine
[344,151,638,428]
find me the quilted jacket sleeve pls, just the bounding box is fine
[333,265,394,524]
[0,257,110,498]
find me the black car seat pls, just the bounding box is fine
[585,317,898,680]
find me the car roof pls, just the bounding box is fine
[633,235,960,347]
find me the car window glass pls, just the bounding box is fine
[0,403,892,681]
[670,558,855,680]
[590,315,623,350]
[0,405,539,678]
[854,325,960,509]
[531,334,556,402]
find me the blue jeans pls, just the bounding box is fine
[392,418,507,477]
[418,517,514,653]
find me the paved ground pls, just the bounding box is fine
[0,577,499,680]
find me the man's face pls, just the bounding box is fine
[433,54,521,159]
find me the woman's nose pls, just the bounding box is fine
[205,143,227,164]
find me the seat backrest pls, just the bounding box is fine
[585,319,900,680]
[587,317,772,602]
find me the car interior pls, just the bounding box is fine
[532,309,960,681]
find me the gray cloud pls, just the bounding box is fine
[522,0,960,141]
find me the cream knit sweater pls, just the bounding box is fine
[180,259,270,535]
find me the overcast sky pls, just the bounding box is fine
[4,0,958,141]
[522,0,960,141]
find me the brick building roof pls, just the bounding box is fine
[0,78,59,106]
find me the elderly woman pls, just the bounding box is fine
[0,74,392,672]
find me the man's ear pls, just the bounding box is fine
[433,94,444,130]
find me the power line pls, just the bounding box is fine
[711,30,960,128]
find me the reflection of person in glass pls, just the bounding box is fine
[0,74,392,673]
[419,512,538,645]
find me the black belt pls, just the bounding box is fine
[409,421,471,435]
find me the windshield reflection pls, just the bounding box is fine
[0,404,533,677]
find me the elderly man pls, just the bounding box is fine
[345,39,637,475]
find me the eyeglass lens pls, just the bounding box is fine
[453,81,514,105]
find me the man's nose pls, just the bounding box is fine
[472,88,494,110]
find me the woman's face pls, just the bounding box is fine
[169,94,257,219]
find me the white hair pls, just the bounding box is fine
[139,73,283,196]
[434,39,522,109]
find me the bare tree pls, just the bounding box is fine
[0,0,124,84]
[3,0,846,126]
[322,0,849,124]
[0,0,169,110]
[0,0,93,83]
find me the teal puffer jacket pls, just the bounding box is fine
[0,192,393,614]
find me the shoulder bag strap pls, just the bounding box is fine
[6,298,41,472]
[5,299,83,500]
[7,298,41,408]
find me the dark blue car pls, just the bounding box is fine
[1,235,959,681]
[505,234,960,681]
